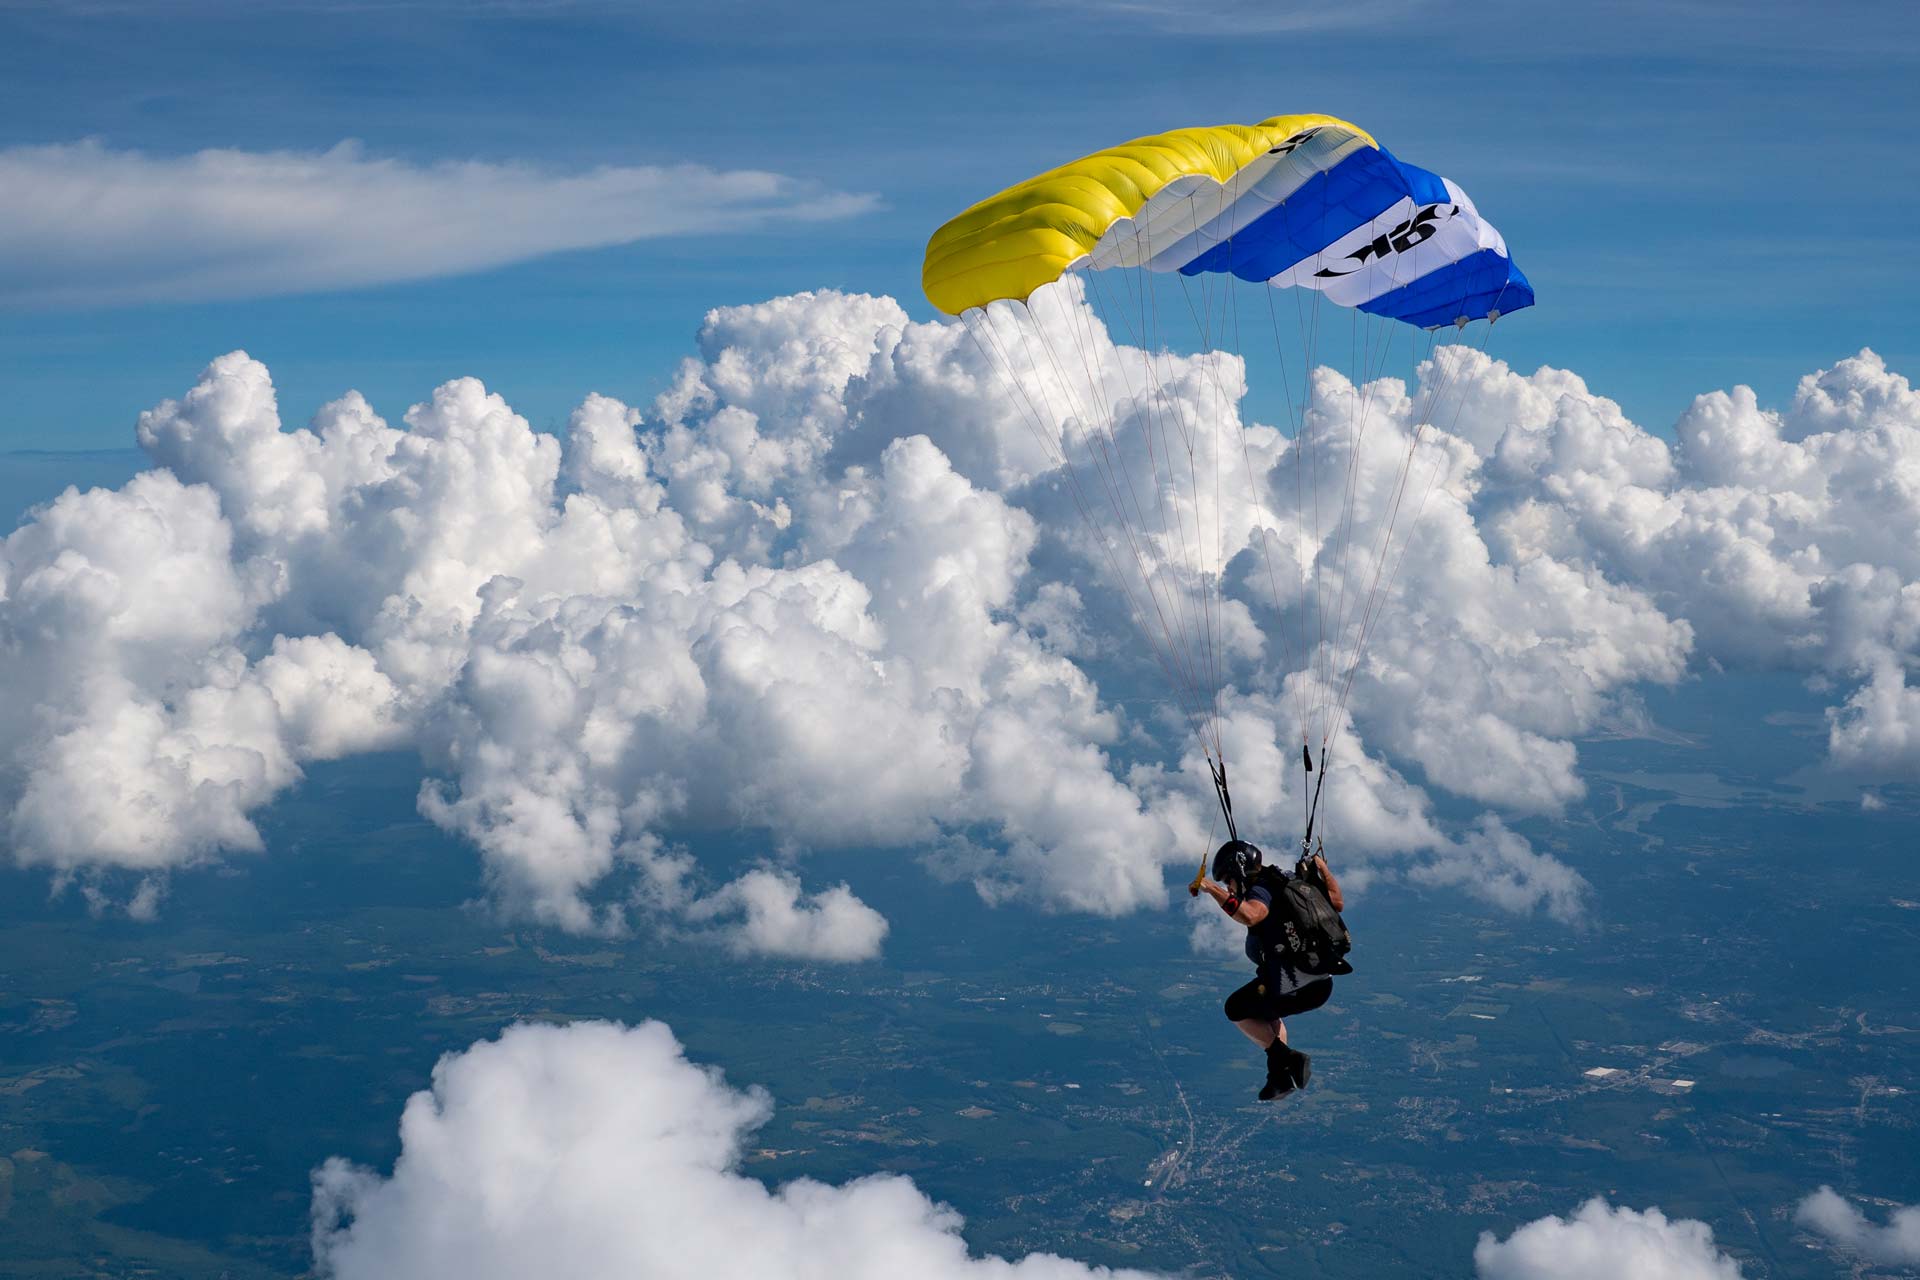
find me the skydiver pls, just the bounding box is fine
[1192,840,1345,1100]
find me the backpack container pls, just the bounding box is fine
[1258,864,1354,977]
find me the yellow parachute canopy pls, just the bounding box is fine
[922,113,1373,316]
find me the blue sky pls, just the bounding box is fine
[2,0,1917,450]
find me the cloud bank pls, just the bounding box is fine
[4,284,1916,941]
[1473,1198,1745,1280]
[0,141,878,307]
[310,1019,1158,1280]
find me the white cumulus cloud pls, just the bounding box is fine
[1795,1186,1920,1266]
[0,140,878,307]
[1474,1198,1745,1280]
[10,285,1914,938]
[309,1019,1159,1280]
[686,868,890,963]
[1472,347,1920,771]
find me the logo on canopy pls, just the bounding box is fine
[1313,203,1460,278]
[1267,127,1325,157]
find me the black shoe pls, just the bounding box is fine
[1286,1049,1312,1091]
[1260,1043,1297,1101]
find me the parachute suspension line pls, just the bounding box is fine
[1213,183,1245,728]
[1327,304,1513,767]
[1196,164,1257,770]
[1333,319,1482,727]
[1314,223,1420,773]
[1315,301,1363,755]
[1138,213,1228,762]
[1105,224,1211,754]
[1167,276,1225,761]
[1266,279,1315,828]
[1197,212,1234,774]
[1304,174,1336,757]
[1091,268,1212,742]
[1211,274,1301,718]
[1185,210,1224,763]
[1059,271,1225,765]
[1062,281,1161,584]
[1023,301,1169,685]
[1294,220,1448,854]
[1214,185,1248,725]
[1052,322,1220,759]
[1268,174,1442,846]
[1288,204,1335,825]
[1092,259,1227,767]
[1182,218,1223,751]
[1173,186,1243,753]
[962,309,1215,760]
[1005,311,1212,767]
[1136,217,1230,764]
[1236,278,1295,687]
[1313,309,1396,763]
[1005,251,1242,776]
[1187,242,1235,765]
[1316,310,1515,852]
[1310,323,1466,849]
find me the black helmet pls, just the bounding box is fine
[1211,840,1265,895]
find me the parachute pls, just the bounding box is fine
[923,113,1532,854]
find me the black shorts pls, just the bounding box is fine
[1224,973,1333,1023]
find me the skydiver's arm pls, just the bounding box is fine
[1313,855,1345,912]
[1196,877,1269,927]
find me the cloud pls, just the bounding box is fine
[864,285,1693,816]
[0,140,878,308]
[310,1019,1160,1280]
[8,285,1914,936]
[1479,348,1920,684]
[685,869,890,963]
[1827,659,1920,776]
[1795,1186,1920,1265]
[1466,348,1920,781]
[1474,1198,1745,1280]
[3,318,1194,937]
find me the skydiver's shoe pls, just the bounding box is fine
[1286,1049,1312,1091]
[1260,1044,1297,1101]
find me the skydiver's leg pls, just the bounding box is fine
[1225,977,1278,1048]
[1269,981,1334,1092]
[1228,978,1303,1100]
[1234,1017,1278,1048]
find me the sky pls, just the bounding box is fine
[4,4,1920,1277]
[2,0,1918,450]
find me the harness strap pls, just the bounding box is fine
[1301,743,1329,857]
[1210,757,1238,844]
